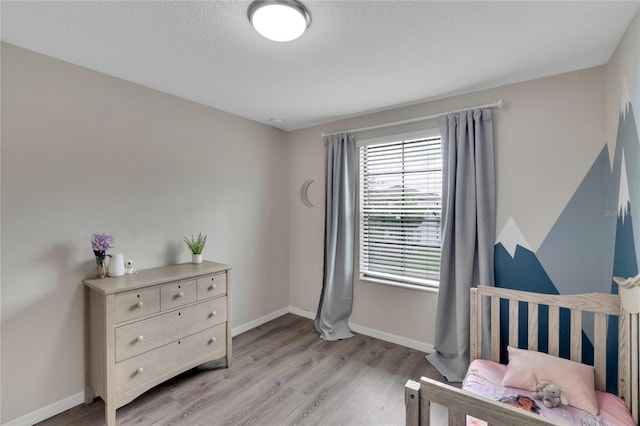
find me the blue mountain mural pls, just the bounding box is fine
[494,243,594,365]
[536,147,610,296]
[494,99,640,395]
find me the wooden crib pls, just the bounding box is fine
[405,284,640,425]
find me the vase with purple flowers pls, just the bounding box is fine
[91,233,114,278]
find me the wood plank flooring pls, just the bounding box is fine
[38,314,450,426]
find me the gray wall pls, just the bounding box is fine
[1,43,290,423]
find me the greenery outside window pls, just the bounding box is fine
[358,130,442,289]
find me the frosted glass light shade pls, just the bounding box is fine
[248,0,311,42]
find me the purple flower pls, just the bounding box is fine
[91,233,114,252]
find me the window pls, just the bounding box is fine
[358,131,442,289]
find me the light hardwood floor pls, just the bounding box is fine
[38,314,449,426]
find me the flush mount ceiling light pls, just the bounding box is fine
[248,0,311,42]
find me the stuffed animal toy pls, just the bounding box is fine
[531,381,568,408]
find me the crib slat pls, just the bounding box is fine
[631,313,638,423]
[476,294,484,360]
[548,305,560,357]
[449,409,466,426]
[570,309,582,362]
[619,309,629,409]
[528,302,538,351]
[491,296,500,363]
[420,397,430,426]
[509,299,518,348]
[594,313,607,391]
[470,288,479,361]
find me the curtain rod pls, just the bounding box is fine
[321,98,504,138]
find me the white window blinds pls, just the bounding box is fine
[359,135,442,288]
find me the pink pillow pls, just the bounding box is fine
[501,346,599,415]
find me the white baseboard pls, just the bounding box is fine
[1,391,84,426]
[5,305,431,425]
[348,322,434,353]
[288,306,315,320]
[231,306,290,337]
[287,306,434,353]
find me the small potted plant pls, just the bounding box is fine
[184,232,207,264]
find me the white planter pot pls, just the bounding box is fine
[192,254,203,264]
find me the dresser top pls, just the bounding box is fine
[83,260,230,294]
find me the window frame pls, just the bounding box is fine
[356,128,442,293]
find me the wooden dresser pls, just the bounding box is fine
[83,261,231,425]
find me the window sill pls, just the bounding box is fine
[359,274,439,294]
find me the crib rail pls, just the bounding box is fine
[470,286,620,391]
[405,377,557,426]
[469,285,639,422]
[404,285,640,425]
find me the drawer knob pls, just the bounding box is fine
[210,311,217,318]
[177,291,184,298]
[209,284,217,291]
[136,335,144,343]
[136,301,144,309]
[136,367,144,375]
[209,337,217,344]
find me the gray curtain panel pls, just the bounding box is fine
[315,133,356,341]
[427,109,496,381]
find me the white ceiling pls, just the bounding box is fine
[1,1,639,131]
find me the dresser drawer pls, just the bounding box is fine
[197,273,227,300]
[115,323,226,396]
[161,280,196,311]
[115,288,160,323]
[115,297,227,362]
